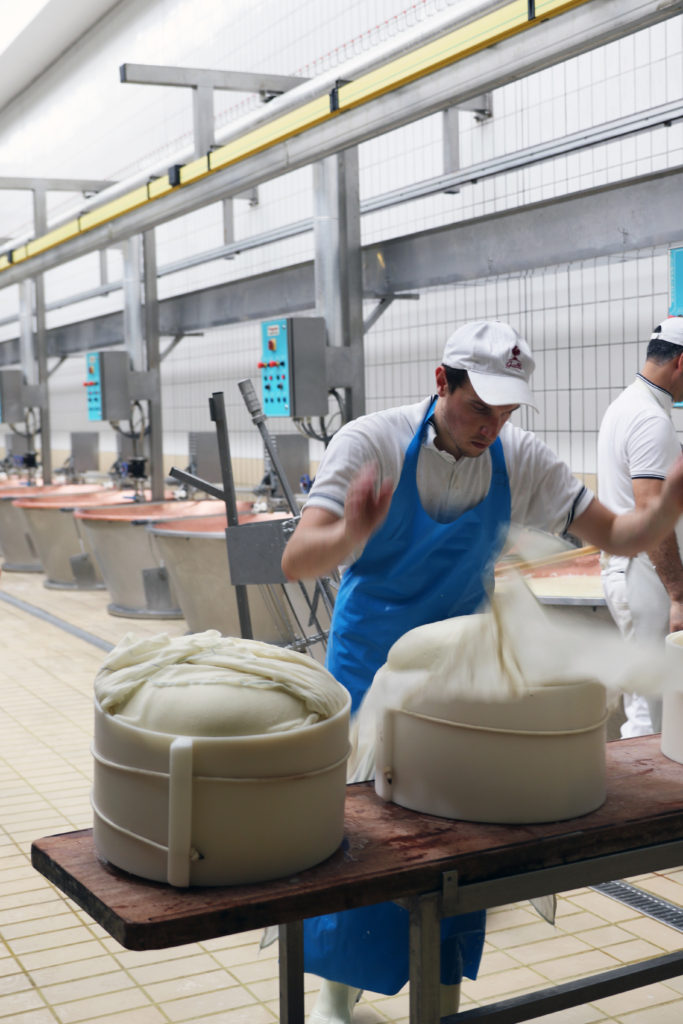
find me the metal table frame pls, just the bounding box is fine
[31,736,683,1024]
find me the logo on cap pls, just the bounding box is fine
[505,345,523,372]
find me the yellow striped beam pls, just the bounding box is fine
[0,0,592,273]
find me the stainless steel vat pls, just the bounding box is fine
[74,500,230,618]
[0,483,100,572]
[149,512,331,650]
[13,488,150,589]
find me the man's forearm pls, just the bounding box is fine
[281,515,354,580]
[573,495,681,557]
[648,532,683,604]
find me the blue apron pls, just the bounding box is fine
[303,398,511,995]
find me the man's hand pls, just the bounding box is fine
[343,463,394,549]
[281,463,394,581]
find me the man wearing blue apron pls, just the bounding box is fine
[282,320,683,1023]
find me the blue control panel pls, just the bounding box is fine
[85,352,104,421]
[671,247,683,316]
[260,319,291,416]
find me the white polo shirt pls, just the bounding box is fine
[306,397,592,556]
[598,375,683,573]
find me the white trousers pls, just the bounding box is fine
[601,553,667,737]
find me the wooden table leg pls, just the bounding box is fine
[408,890,442,1024]
[279,921,305,1023]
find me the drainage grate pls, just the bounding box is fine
[592,880,683,933]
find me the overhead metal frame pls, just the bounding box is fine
[0,162,679,368]
[0,0,680,463]
[1,90,680,330]
[0,176,113,481]
[3,0,682,285]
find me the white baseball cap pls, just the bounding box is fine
[650,316,683,346]
[442,320,538,411]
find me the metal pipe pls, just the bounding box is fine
[0,0,512,252]
[2,0,681,289]
[237,377,335,627]
[238,378,300,514]
[209,391,253,639]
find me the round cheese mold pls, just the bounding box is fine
[91,630,350,886]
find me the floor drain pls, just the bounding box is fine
[592,880,683,932]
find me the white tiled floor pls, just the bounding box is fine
[1,570,683,1023]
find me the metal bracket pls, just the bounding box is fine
[22,383,46,409]
[226,517,297,585]
[441,839,683,916]
[127,368,160,401]
[120,62,309,158]
[362,292,420,334]
[159,332,203,362]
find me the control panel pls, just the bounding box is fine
[260,319,291,416]
[85,351,131,422]
[671,246,683,316]
[0,369,26,423]
[259,317,328,418]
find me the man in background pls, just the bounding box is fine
[598,316,683,736]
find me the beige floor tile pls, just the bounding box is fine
[601,937,668,963]
[0,970,33,996]
[535,949,621,982]
[192,1007,278,1023]
[113,943,205,969]
[41,969,137,1006]
[462,965,545,1000]
[1,910,84,941]
[0,986,49,1017]
[631,875,683,906]
[18,939,110,972]
[142,966,237,1003]
[229,956,286,984]
[556,911,611,934]
[576,923,640,948]
[52,985,153,1024]
[126,952,221,986]
[486,919,560,948]
[159,984,257,1022]
[661,974,683,995]
[0,1011,57,1024]
[619,915,683,950]
[486,904,540,931]
[56,1008,167,1024]
[507,933,591,965]
[616,1001,683,1024]
[592,981,683,1016]
[532,1006,606,1023]
[28,954,123,988]
[478,948,520,974]
[566,892,640,923]
[243,975,280,1002]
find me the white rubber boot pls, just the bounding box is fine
[440,983,461,1017]
[308,980,362,1024]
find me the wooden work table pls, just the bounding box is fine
[32,736,683,1023]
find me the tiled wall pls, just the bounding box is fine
[0,0,682,483]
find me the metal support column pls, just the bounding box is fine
[408,891,442,1024]
[33,273,51,481]
[142,230,164,500]
[121,236,145,371]
[31,187,51,481]
[314,148,365,421]
[278,922,305,1024]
